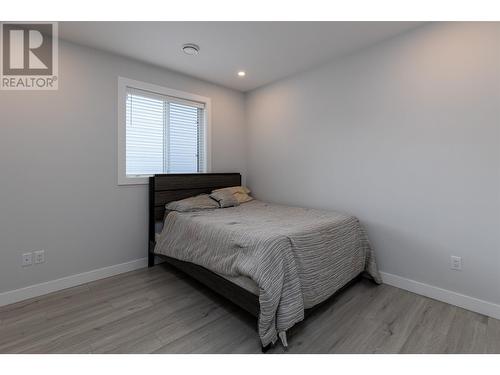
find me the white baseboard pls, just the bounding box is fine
[0,258,148,307]
[2,262,498,321]
[380,271,500,320]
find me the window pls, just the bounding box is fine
[118,77,211,185]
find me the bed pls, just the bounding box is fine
[149,173,381,351]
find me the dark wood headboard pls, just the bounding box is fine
[148,173,241,250]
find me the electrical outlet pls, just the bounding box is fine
[451,256,462,271]
[34,250,45,264]
[22,252,33,267]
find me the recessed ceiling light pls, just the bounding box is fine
[182,43,200,56]
[237,71,246,77]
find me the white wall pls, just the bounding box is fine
[246,22,500,305]
[0,40,247,294]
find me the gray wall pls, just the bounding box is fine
[246,22,500,305]
[0,40,247,293]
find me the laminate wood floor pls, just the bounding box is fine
[1,264,499,354]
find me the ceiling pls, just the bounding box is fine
[60,22,425,92]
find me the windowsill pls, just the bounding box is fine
[118,175,150,186]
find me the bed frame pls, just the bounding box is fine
[148,173,363,351]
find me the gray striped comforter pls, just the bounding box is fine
[155,200,381,346]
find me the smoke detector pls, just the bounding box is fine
[182,43,200,56]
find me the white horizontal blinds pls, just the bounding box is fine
[125,87,206,176]
[125,91,165,176]
[168,102,199,173]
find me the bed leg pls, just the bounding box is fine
[279,331,288,349]
[261,343,272,353]
[148,240,156,268]
[148,252,155,268]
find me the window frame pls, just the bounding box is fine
[117,76,212,185]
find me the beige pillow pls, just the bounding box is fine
[165,194,219,212]
[212,186,250,195]
[210,190,240,208]
[212,186,253,204]
[234,191,254,204]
